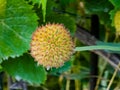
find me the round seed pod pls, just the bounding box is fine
[30,23,75,69]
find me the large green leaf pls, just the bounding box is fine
[0,0,38,60]
[2,54,47,84]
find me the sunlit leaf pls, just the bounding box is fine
[41,0,47,22]
[29,0,47,22]
[0,0,6,17]
[0,0,38,60]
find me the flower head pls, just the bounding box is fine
[30,23,74,69]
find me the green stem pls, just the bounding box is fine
[75,45,120,52]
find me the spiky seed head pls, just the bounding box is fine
[30,23,75,69]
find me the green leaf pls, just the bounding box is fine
[109,9,116,26]
[59,0,75,8]
[109,0,120,8]
[84,0,113,13]
[29,0,47,22]
[41,0,47,22]
[2,54,47,84]
[0,0,6,17]
[109,1,120,31]
[109,8,120,27]
[29,0,41,6]
[0,0,38,60]
[49,59,73,75]
[84,0,113,26]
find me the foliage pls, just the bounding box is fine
[2,54,46,84]
[0,0,38,60]
[0,0,120,89]
[84,0,113,26]
[29,0,47,22]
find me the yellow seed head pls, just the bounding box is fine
[114,10,120,35]
[30,23,75,68]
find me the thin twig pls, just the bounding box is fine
[106,63,120,90]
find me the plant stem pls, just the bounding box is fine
[106,63,120,90]
[75,45,120,52]
[95,61,107,90]
[75,80,80,90]
[66,79,70,90]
